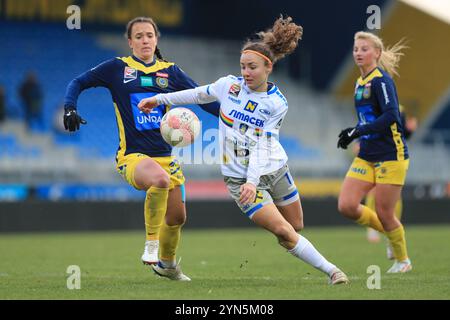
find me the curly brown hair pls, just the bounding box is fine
[242,15,303,65]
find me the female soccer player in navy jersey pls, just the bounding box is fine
[337,31,412,273]
[63,17,219,281]
[139,16,349,285]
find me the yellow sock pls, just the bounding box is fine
[394,198,403,220]
[385,225,408,261]
[364,193,377,234]
[159,222,183,262]
[144,186,169,241]
[356,205,385,233]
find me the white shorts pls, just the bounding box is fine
[224,164,300,218]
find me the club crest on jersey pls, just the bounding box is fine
[244,100,258,113]
[228,83,241,97]
[124,67,137,83]
[156,77,169,88]
[239,123,249,135]
[363,84,371,99]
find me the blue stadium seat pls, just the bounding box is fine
[0,22,320,161]
[279,136,321,159]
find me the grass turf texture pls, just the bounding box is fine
[0,225,449,299]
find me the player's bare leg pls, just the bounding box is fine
[277,199,304,231]
[339,177,385,232]
[252,204,349,285]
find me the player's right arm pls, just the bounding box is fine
[63,58,117,131]
[138,76,231,113]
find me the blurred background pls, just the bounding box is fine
[0,0,449,231]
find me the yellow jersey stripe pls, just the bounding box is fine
[390,122,405,160]
[357,68,383,86]
[114,102,127,160]
[117,57,175,74]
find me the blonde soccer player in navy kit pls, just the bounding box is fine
[337,31,412,273]
[139,16,349,285]
[63,17,219,281]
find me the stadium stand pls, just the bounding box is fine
[1,17,449,199]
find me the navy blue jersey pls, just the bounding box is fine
[64,55,220,159]
[354,67,408,162]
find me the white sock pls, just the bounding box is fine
[160,259,176,268]
[288,234,336,275]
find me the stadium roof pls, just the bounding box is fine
[400,0,450,24]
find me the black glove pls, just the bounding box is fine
[63,106,87,132]
[337,127,361,149]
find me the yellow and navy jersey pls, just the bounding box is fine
[354,67,408,162]
[64,55,219,159]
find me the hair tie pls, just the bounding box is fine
[242,50,272,65]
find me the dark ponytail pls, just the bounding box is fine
[155,47,167,62]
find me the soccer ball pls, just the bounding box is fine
[160,107,200,147]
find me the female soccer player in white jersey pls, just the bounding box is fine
[138,16,349,285]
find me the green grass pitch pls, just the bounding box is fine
[0,225,449,299]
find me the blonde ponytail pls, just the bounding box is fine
[354,31,408,77]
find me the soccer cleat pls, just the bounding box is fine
[387,259,412,273]
[151,261,191,281]
[367,228,381,243]
[141,240,159,265]
[329,268,350,285]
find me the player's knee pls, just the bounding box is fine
[276,231,297,249]
[376,209,396,225]
[166,214,186,226]
[273,224,294,242]
[166,210,186,226]
[375,202,392,216]
[292,220,304,232]
[338,198,358,217]
[152,172,170,188]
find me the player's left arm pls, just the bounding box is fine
[357,77,399,136]
[63,58,117,131]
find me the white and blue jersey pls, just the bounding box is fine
[156,75,289,186]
